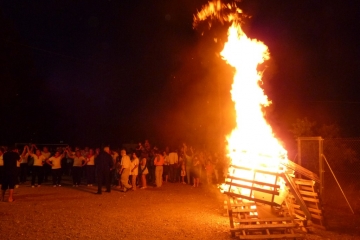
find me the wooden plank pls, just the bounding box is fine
[235,217,294,223]
[232,209,258,213]
[307,207,322,214]
[282,173,312,220]
[225,182,280,196]
[294,209,305,216]
[238,233,304,239]
[310,213,323,220]
[294,214,306,220]
[299,186,315,192]
[224,205,257,210]
[302,197,319,203]
[225,192,281,206]
[294,179,315,186]
[287,203,301,209]
[224,201,256,207]
[281,160,320,183]
[305,202,319,209]
[227,196,235,237]
[236,223,297,229]
[299,190,318,197]
[230,165,281,177]
[226,175,280,189]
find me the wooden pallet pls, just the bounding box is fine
[281,160,320,183]
[224,196,303,239]
[224,195,258,237]
[285,178,325,229]
[231,217,304,239]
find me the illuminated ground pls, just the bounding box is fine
[0,178,229,240]
[0,177,359,240]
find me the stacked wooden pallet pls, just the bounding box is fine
[285,178,324,229]
[224,195,258,237]
[232,217,304,240]
[224,195,304,239]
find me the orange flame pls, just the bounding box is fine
[194,1,288,174]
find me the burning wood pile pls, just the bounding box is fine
[222,160,323,239]
[193,1,324,239]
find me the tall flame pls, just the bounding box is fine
[194,1,288,173]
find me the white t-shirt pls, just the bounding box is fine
[73,156,85,167]
[86,155,95,166]
[49,156,62,169]
[169,152,178,164]
[130,157,139,175]
[31,154,46,166]
[121,155,131,169]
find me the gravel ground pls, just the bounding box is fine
[0,177,359,240]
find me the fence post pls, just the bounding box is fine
[319,138,324,197]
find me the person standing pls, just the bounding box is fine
[119,149,132,192]
[1,146,20,202]
[184,145,193,185]
[110,150,119,186]
[154,151,164,187]
[19,145,29,184]
[68,150,86,187]
[95,146,113,194]
[139,158,148,189]
[85,149,96,186]
[168,148,178,182]
[130,152,139,190]
[47,150,65,187]
[41,146,51,182]
[29,145,46,187]
[192,156,201,187]
[163,150,170,183]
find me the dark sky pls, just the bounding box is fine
[1,0,360,151]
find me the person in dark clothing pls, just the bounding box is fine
[1,146,20,202]
[95,146,113,194]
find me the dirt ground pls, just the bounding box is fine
[0,177,359,240]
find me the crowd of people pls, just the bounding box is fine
[0,140,228,202]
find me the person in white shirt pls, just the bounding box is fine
[85,148,96,186]
[119,149,132,192]
[139,158,148,189]
[29,145,46,187]
[168,149,179,182]
[68,150,86,187]
[41,146,51,182]
[130,152,139,190]
[47,150,65,187]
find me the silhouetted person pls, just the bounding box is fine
[95,147,113,194]
[1,146,20,202]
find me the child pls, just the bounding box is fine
[180,161,186,184]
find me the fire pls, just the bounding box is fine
[194,1,289,203]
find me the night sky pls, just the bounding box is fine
[1,0,359,151]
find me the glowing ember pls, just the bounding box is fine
[194,1,289,203]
